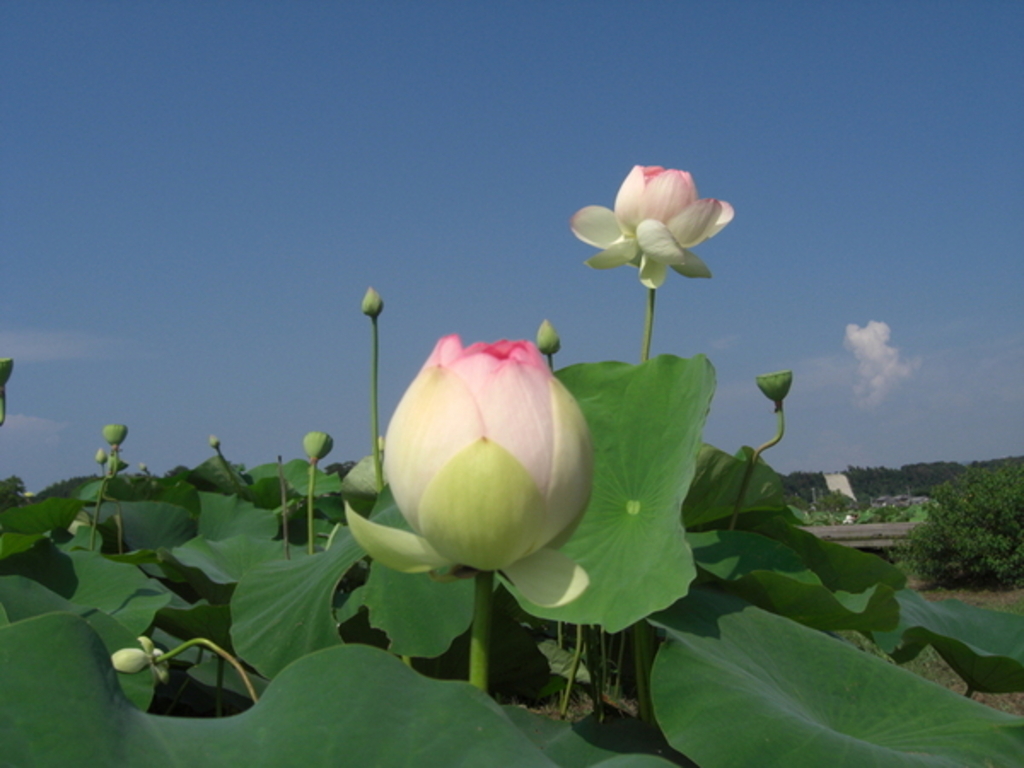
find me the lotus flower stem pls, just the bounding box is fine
[157,637,259,703]
[306,461,318,555]
[640,288,657,363]
[369,315,384,493]
[559,623,586,718]
[633,620,656,723]
[728,403,786,532]
[468,570,494,693]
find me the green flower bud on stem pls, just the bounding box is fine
[303,431,334,463]
[95,448,108,465]
[361,287,384,318]
[209,434,221,450]
[103,424,128,447]
[536,320,561,356]
[756,370,793,408]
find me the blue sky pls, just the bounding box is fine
[2,1,1022,492]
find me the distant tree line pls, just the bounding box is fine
[782,456,1024,504]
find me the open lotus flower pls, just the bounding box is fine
[570,165,734,288]
[346,335,593,607]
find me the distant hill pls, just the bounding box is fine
[781,456,1024,504]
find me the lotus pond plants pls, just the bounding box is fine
[1,166,1023,767]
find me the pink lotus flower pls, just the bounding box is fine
[570,165,734,288]
[346,335,592,607]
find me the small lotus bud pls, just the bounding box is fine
[536,320,561,356]
[361,287,383,318]
[756,370,793,405]
[102,424,128,447]
[209,435,221,450]
[303,431,334,462]
[138,463,148,473]
[111,648,151,674]
[95,448,108,465]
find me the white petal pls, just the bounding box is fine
[670,250,713,279]
[666,200,728,247]
[584,239,637,269]
[635,219,686,264]
[638,169,697,223]
[502,548,589,607]
[383,366,483,531]
[638,255,668,289]
[613,166,647,233]
[570,206,623,248]
[706,200,734,239]
[345,504,453,573]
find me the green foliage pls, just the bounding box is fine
[781,455,1024,504]
[903,464,1024,587]
[34,475,96,501]
[3,383,1024,764]
[0,476,27,513]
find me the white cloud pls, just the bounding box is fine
[0,329,122,363]
[843,321,919,408]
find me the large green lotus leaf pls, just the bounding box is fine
[248,458,342,496]
[510,356,714,631]
[0,540,170,635]
[0,498,84,534]
[0,577,153,710]
[689,529,900,631]
[160,535,284,604]
[754,516,906,593]
[650,588,1024,767]
[682,444,788,529]
[341,454,380,514]
[364,559,474,658]
[503,707,689,767]
[109,500,197,551]
[230,528,364,678]
[0,532,43,559]
[197,492,279,541]
[359,498,474,657]
[873,588,1024,693]
[155,601,235,654]
[0,612,601,767]
[188,455,254,500]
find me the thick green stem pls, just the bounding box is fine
[640,288,657,363]
[633,620,656,723]
[89,472,111,552]
[728,404,786,531]
[306,461,317,555]
[469,570,494,693]
[369,316,384,493]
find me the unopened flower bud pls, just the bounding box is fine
[102,424,128,447]
[303,431,334,462]
[209,435,221,450]
[536,320,561,356]
[95,448,108,465]
[756,370,793,405]
[111,648,151,674]
[361,287,383,318]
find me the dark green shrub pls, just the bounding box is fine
[903,464,1024,587]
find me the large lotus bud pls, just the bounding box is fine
[346,335,593,608]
